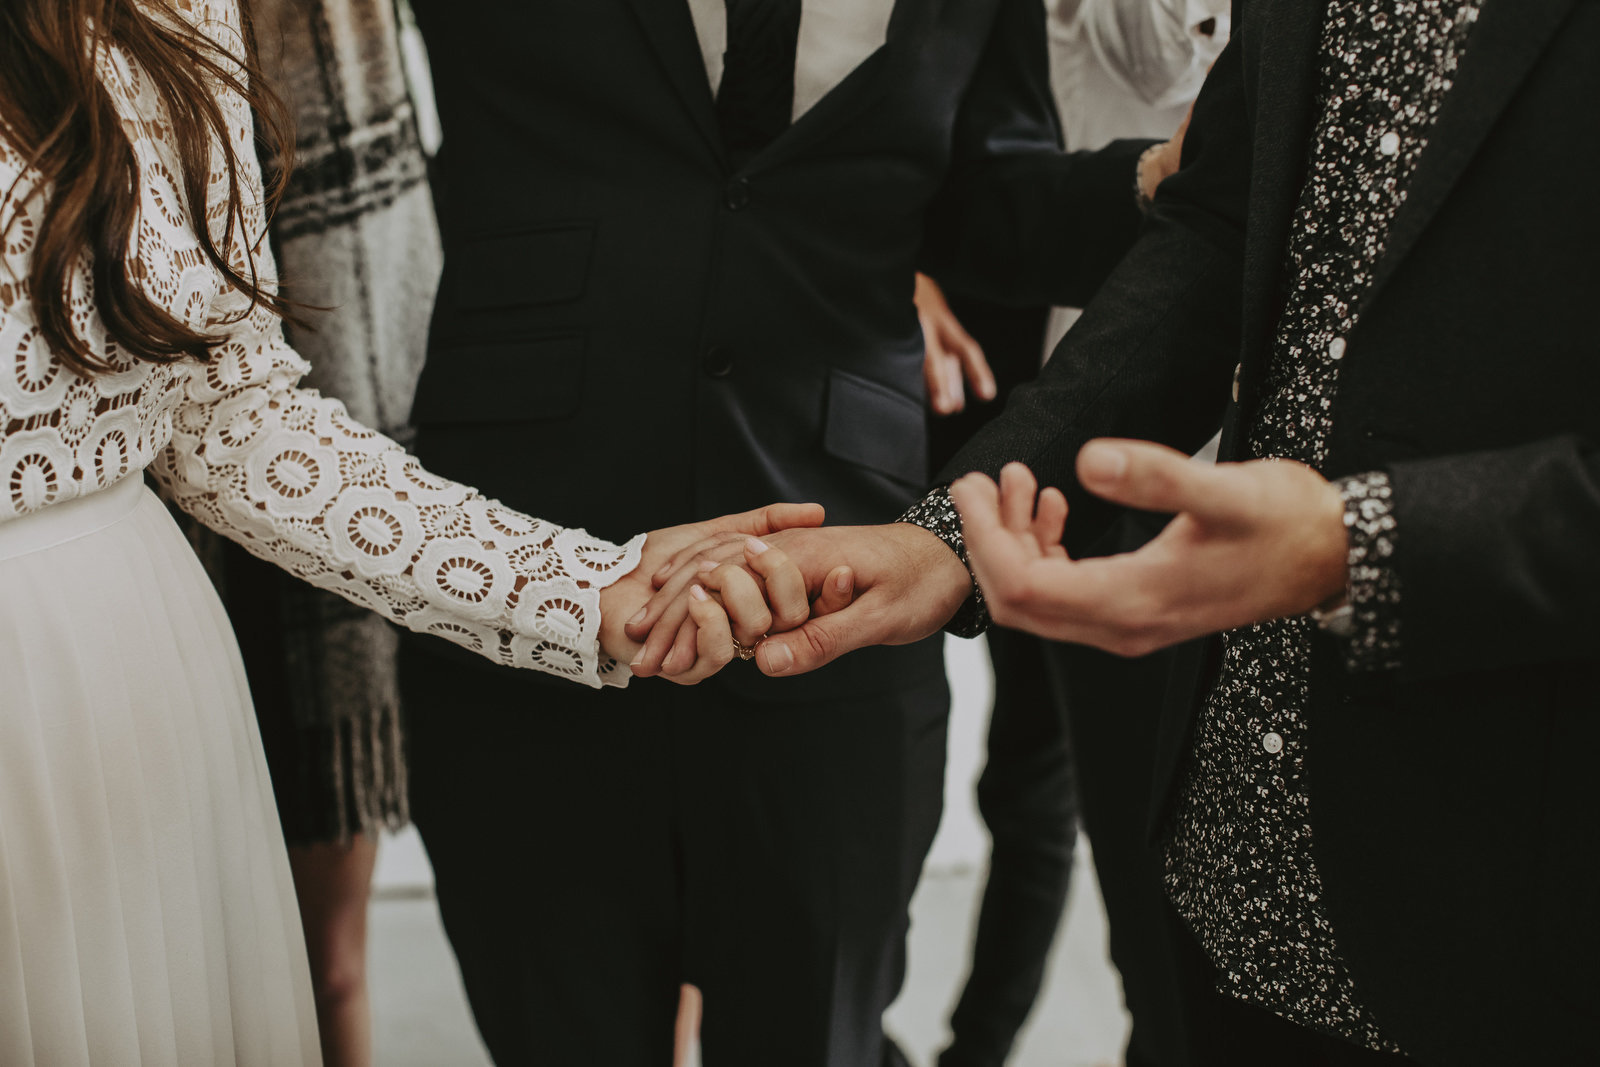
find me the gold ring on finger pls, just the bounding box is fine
[731,635,767,662]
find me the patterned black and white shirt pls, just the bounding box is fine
[904,0,1483,1051]
[1163,0,1480,1050]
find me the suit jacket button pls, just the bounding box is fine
[703,346,734,377]
[724,177,752,211]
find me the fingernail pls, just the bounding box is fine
[691,585,709,601]
[746,538,769,554]
[629,654,644,669]
[698,558,718,572]
[764,643,794,674]
[834,570,851,594]
[1082,443,1128,481]
[627,608,647,628]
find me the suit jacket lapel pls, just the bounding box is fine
[1237,0,1324,374]
[621,0,725,160]
[1358,0,1577,316]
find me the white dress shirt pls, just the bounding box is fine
[686,0,896,123]
[1048,0,1230,150]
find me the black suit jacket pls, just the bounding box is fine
[944,0,1600,1060]
[404,0,1147,697]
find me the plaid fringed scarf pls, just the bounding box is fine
[189,0,442,845]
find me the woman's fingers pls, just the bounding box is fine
[742,539,809,632]
[700,562,772,647]
[631,582,698,676]
[636,547,816,671]
[651,532,742,589]
[662,586,738,685]
[631,543,739,644]
[659,615,702,677]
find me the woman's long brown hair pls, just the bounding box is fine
[0,0,293,377]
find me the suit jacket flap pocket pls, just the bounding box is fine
[822,369,926,486]
[451,222,595,309]
[410,334,585,425]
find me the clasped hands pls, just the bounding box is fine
[603,438,1351,684]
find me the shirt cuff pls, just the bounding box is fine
[1334,471,1402,673]
[897,486,989,638]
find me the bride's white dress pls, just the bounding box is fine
[0,1,642,1062]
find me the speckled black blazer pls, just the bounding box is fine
[940,1,1600,1062]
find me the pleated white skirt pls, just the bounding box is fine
[0,476,321,1065]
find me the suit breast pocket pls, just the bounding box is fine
[409,334,585,426]
[449,222,596,310]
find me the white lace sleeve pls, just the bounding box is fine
[148,2,642,689]
[151,311,643,689]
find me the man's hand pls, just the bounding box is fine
[1136,101,1196,204]
[917,273,995,415]
[626,522,973,678]
[598,502,824,684]
[949,444,1348,658]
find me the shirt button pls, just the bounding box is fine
[1231,362,1243,402]
[1379,131,1400,156]
[702,345,734,378]
[1262,731,1284,755]
[724,177,752,211]
[1328,337,1347,360]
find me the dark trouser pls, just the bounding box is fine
[938,627,1078,1067]
[1046,637,1199,1067]
[930,297,1078,1067]
[401,644,948,1067]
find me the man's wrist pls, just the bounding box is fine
[898,486,990,637]
[1327,471,1402,671]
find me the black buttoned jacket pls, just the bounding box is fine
[404,0,1147,696]
[944,0,1599,1060]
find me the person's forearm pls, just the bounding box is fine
[921,138,1155,309]
[1386,435,1600,681]
[933,210,1241,556]
[932,31,1252,552]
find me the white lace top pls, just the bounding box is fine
[0,0,642,688]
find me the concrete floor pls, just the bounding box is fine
[368,841,1130,1067]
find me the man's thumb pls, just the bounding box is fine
[757,612,851,677]
[1076,439,1220,516]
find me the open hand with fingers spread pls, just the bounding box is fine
[949,443,1349,657]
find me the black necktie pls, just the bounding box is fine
[715,0,802,164]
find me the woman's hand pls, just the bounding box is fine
[624,530,859,678]
[598,502,826,684]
